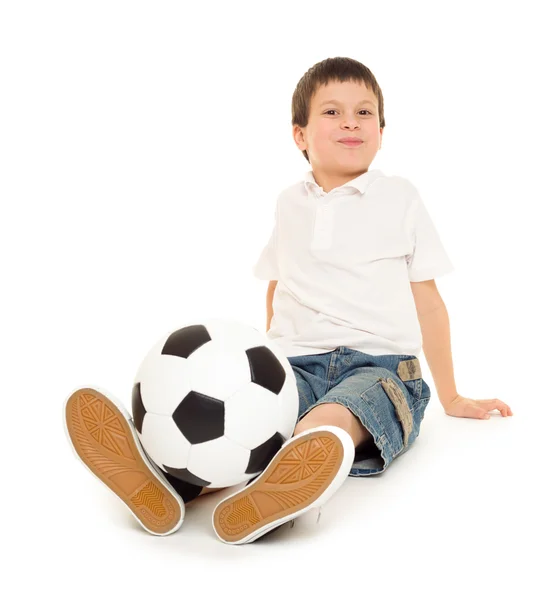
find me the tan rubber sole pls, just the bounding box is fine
[213,429,345,544]
[64,387,183,535]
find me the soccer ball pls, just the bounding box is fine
[131,318,299,489]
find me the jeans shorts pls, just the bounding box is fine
[287,346,432,476]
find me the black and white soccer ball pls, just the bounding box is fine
[131,318,299,489]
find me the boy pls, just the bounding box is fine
[64,56,513,546]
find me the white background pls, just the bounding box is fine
[1,1,551,598]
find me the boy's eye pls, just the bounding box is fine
[324,110,372,115]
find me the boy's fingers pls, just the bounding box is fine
[480,399,513,417]
[483,399,513,415]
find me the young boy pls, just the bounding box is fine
[64,56,513,546]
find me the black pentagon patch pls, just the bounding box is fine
[246,345,286,395]
[173,391,225,444]
[246,432,286,474]
[161,325,211,359]
[131,382,146,435]
[162,465,211,487]
[161,474,204,503]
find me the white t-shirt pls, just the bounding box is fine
[253,168,454,358]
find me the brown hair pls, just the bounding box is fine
[291,57,385,163]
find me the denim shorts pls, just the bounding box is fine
[287,346,431,476]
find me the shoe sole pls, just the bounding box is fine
[212,425,354,544]
[63,386,185,536]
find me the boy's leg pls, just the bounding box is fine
[293,402,374,448]
[64,387,185,536]
[199,486,226,496]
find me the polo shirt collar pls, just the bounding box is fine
[303,168,382,196]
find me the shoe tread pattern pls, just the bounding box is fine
[214,431,343,543]
[65,388,182,535]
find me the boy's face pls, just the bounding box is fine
[293,80,383,192]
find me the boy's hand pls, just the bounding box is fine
[444,394,513,419]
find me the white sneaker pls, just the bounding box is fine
[63,386,185,536]
[212,425,355,544]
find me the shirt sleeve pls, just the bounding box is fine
[406,188,455,282]
[252,201,280,281]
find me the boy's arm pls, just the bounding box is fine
[410,279,459,407]
[266,280,277,332]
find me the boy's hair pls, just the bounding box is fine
[291,57,386,163]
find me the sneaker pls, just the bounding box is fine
[212,425,355,544]
[63,386,185,536]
